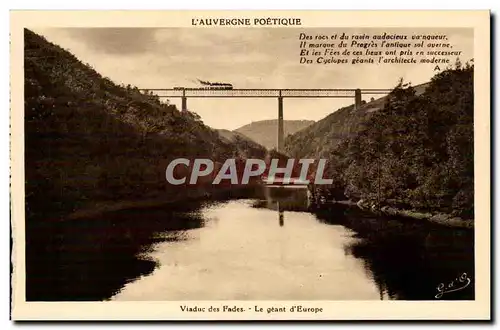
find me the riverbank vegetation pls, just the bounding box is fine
[289,62,474,220]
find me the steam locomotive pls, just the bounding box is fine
[173,79,233,90]
[173,85,233,90]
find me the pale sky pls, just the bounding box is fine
[34,28,473,130]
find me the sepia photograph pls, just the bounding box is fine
[10,10,491,320]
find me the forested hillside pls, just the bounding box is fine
[235,119,314,150]
[286,63,474,217]
[284,84,429,159]
[217,129,267,159]
[24,29,265,220]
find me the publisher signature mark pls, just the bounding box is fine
[435,272,471,299]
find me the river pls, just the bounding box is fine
[26,186,474,301]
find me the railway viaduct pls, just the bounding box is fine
[140,88,392,152]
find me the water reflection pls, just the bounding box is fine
[254,187,312,228]
[252,186,310,211]
[315,205,475,300]
[112,197,381,301]
[279,206,284,227]
[26,203,207,301]
[26,186,474,301]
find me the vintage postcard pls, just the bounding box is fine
[10,10,490,320]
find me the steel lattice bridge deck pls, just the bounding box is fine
[140,88,392,98]
[140,87,393,152]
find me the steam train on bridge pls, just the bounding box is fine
[173,79,233,90]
